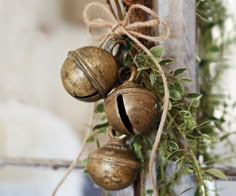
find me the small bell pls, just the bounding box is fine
[87,133,140,190]
[61,46,118,102]
[104,66,159,135]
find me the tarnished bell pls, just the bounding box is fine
[104,66,159,135]
[87,136,140,190]
[61,46,118,102]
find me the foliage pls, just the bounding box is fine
[92,43,222,195]
[85,0,236,195]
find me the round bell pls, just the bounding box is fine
[104,66,159,135]
[61,46,118,102]
[87,134,140,190]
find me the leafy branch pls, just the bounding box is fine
[84,1,236,195]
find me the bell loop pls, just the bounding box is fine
[118,65,137,83]
[108,127,128,140]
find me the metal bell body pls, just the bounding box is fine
[104,81,159,135]
[87,137,140,190]
[61,46,118,102]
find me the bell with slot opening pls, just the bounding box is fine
[61,46,118,102]
[104,66,160,135]
[87,130,140,190]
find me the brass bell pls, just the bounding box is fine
[61,46,118,102]
[87,134,140,190]
[104,66,159,135]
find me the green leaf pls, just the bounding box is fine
[150,46,165,58]
[183,167,194,175]
[136,54,145,62]
[100,115,107,121]
[95,103,104,113]
[134,142,142,152]
[173,68,187,76]
[143,136,153,150]
[206,168,227,180]
[191,98,200,108]
[194,185,204,196]
[180,78,192,83]
[167,149,185,161]
[179,110,192,117]
[123,55,132,66]
[220,131,236,141]
[186,93,202,99]
[150,73,156,86]
[159,58,173,66]
[187,93,202,108]
[210,45,220,52]
[86,136,94,143]
[146,189,153,196]
[168,141,179,151]
[169,90,182,101]
[133,142,144,162]
[93,122,109,131]
[174,82,184,95]
[193,121,212,129]
[201,134,212,141]
[137,67,150,72]
[96,127,107,134]
[196,54,201,63]
[83,168,88,174]
[168,101,172,110]
[82,158,88,167]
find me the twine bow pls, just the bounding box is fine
[83,2,170,47]
[84,3,170,196]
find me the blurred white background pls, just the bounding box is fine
[0,0,101,195]
[0,0,235,195]
[215,0,236,195]
[224,0,236,101]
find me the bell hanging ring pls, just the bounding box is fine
[104,66,160,135]
[60,45,118,102]
[87,129,140,190]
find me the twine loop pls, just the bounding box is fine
[83,2,170,46]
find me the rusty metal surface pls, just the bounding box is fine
[104,67,159,135]
[61,46,118,102]
[87,137,140,190]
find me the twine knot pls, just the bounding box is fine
[83,2,170,47]
[110,21,123,36]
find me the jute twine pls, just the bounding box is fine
[52,3,170,196]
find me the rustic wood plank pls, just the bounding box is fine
[155,1,197,195]
[156,0,197,91]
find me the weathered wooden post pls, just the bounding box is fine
[112,0,196,195]
[156,1,197,195]
[157,0,197,90]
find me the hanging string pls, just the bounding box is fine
[51,104,96,196]
[83,3,170,196]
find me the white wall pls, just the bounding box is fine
[0,0,98,195]
[0,0,95,131]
